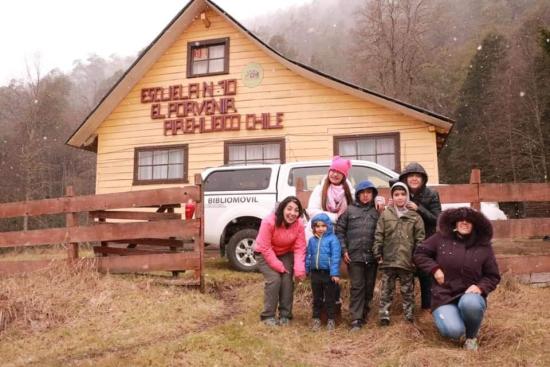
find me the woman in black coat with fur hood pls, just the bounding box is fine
[414,207,501,351]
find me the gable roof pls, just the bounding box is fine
[66,0,454,151]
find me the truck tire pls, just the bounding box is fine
[227,228,259,272]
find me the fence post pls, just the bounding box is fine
[65,186,79,263]
[469,168,481,211]
[195,173,205,293]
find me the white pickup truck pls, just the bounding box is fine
[202,160,507,271]
[201,160,399,271]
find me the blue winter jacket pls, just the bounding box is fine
[306,213,342,276]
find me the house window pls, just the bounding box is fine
[134,145,188,185]
[334,133,400,171]
[225,139,285,165]
[187,38,229,78]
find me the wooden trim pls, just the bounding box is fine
[106,238,185,247]
[223,138,286,165]
[89,210,182,221]
[92,247,174,256]
[186,37,230,78]
[133,144,189,186]
[0,219,199,248]
[333,132,401,172]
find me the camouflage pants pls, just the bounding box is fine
[379,268,415,321]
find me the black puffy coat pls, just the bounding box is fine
[413,207,501,311]
[399,163,441,238]
[335,182,379,263]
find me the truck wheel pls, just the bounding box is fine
[227,229,259,272]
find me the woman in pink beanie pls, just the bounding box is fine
[307,156,353,222]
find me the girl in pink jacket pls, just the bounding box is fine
[254,196,306,326]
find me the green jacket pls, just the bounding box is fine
[373,206,425,271]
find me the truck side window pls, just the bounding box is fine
[204,168,272,191]
[348,167,392,187]
[288,166,330,190]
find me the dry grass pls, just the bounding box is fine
[0,251,549,367]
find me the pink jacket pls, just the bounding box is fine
[254,213,306,277]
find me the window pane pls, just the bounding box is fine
[349,166,393,188]
[153,150,168,165]
[193,47,208,60]
[246,145,264,161]
[169,150,183,164]
[139,151,152,165]
[204,168,272,191]
[168,164,183,179]
[263,144,280,160]
[192,60,208,75]
[357,139,376,155]
[358,154,376,162]
[138,166,152,180]
[228,142,282,165]
[209,59,225,73]
[377,138,395,154]
[209,44,225,58]
[288,166,329,190]
[228,145,246,162]
[338,141,356,157]
[377,154,395,171]
[153,165,168,179]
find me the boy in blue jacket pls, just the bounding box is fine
[306,213,342,331]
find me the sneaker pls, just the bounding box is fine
[379,318,390,327]
[311,318,321,331]
[464,338,479,351]
[279,317,290,326]
[350,320,363,332]
[327,319,336,331]
[263,317,278,327]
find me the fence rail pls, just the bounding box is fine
[0,175,204,290]
[296,169,550,280]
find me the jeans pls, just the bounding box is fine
[433,293,486,339]
[257,252,295,320]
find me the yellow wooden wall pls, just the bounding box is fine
[95,8,439,194]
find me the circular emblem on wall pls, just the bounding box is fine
[241,62,264,88]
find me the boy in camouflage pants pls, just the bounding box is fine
[374,182,425,325]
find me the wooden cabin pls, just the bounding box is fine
[66,0,453,194]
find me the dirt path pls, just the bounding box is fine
[53,281,247,366]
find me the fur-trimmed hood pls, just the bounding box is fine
[438,207,493,246]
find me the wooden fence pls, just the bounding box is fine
[0,176,204,290]
[297,169,550,282]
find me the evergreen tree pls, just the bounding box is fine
[440,33,508,183]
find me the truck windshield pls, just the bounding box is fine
[204,168,272,191]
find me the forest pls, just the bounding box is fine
[0,0,548,229]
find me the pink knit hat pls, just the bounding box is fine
[329,156,352,177]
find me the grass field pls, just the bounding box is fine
[0,250,549,367]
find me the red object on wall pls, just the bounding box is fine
[185,200,196,220]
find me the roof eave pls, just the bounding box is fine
[66,0,207,150]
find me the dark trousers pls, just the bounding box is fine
[348,261,378,322]
[416,269,432,309]
[257,252,294,320]
[311,270,338,320]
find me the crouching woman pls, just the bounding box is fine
[254,196,307,326]
[413,207,501,351]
